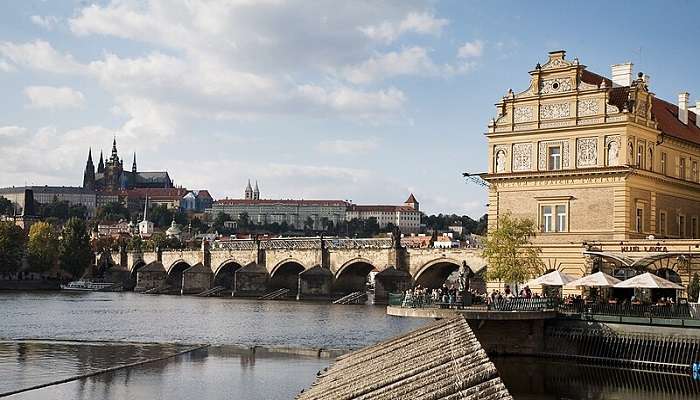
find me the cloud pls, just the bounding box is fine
[0,40,84,74]
[24,86,85,109]
[316,138,379,155]
[359,11,448,44]
[0,59,14,72]
[30,15,60,30]
[0,126,27,137]
[458,40,484,59]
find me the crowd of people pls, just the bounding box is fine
[401,284,484,307]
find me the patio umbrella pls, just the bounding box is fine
[527,270,577,287]
[565,271,621,288]
[613,272,684,289]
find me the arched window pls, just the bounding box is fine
[637,144,644,168]
[647,148,653,171]
[628,142,634,166]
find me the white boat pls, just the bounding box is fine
[60,280,116,291]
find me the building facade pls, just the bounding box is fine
[208,199,349,229]
[345,194,421,233]
[482,50,700,287]
[0,186,97,216]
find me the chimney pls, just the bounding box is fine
[678,92,689,125]
[611,62,633,86]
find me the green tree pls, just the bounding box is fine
[688,273,700,302]
[59,218,92,279]
[482,212,544,284]
[27,222,59,272]
[0,222,26,275]
[127,235,144,252]
[96,202,130,222]
[0,197,14,216]
[238,212,250,229]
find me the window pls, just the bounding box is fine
[680,158,686,180]
[659,211,667,235]
[648,148,653,171]
[548,146,561,170]
[693,161,698,182]
[660,152,667,175]
[541,206,553,232]
[692,217,698,239]
[679,215,686,238]
[636,207,644,233]
[637,144,644,168]
[556,205,567,232]
[540,204,568,233]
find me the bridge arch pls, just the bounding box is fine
[269,259,305,292]
[214,260,244,289]
[166,260,192,290]
[413,258,463,289]
[126,260,147,291]
[334,258,377,294]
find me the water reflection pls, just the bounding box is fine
[0,341,192,396]
[493,356,700,400]
[9,347,329,400]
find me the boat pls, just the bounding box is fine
[60,280,117,291]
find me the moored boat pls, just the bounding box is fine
[60,280,117,291]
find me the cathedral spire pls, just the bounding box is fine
[253,180,260,200]
[83,148,95,190]
[132,152,137,173]
[97,150,104,173]
[87,148,93,164]
[245,179,253,200]
[110,136,119,162]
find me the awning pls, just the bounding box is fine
[613,272,684,289]
[527,270,577,287]
[565,271,621,288]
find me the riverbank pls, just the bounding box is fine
[0,280,60,290]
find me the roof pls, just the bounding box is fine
[125,187,189,199]
[214,199,350,207]
[133,171,171,183]
[297,315,512,400]
[347,204,417,213]
[196,190,213,199]
[405,193,418,203]
[651,97,700,145]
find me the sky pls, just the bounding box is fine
[1,0,699,218]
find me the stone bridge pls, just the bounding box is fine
[103,238,486,303]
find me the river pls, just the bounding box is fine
[1,291,699,399]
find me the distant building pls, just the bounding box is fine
[209,198,349,229]
[82,139,173,192]
[346,194,421,233]
[0,186,96,216]
[98,220,135,237]
[138,198,154,237]
[181,190,214,212]
[448,225,464,235]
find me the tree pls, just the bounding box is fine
[238,212,250,229]
[27,222,59,273]
[0,222,26,275]
[688,273,700,303]
[482,212,544,284]
[96,202,130,222]
[59,218,92,279]
[127,235,144,252]
[0,197,14,216]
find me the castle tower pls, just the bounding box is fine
[110,137,119,163]
[97,151,104,173]
[132,153,137,173]
[253,180,260,200]
[83,148,95,190]
[404,193,419,211]
[245,179,253,200]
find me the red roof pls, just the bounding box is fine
[348,205,417,213]
[196,190,213,199]
[405,193,418,203]
[126,187,188,199]
[215,199,350,207]
[651,97,700,146]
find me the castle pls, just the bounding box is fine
[83,139,173,192]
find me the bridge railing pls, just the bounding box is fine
[558,301,700,320]
[488,298,558,312]
[212,240,256,250]
[325,238,393,249]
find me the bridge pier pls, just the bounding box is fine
[374,267,412,305]
[233,263,269,297]
[135,261,166,292]
[297,265,333,300]
[182,263,212,294]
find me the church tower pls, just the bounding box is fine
[97,151,105,173]
[404,193,419,211]
[83,148,96,190]
[253,180,260,200]
[132,153,137,173]
[245,179,253,200]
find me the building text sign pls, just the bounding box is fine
[620,245,668,253]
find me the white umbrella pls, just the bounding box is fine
[613,272,684,289]
[527,270,577,287]
[565,271,621,288]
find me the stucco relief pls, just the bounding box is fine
[540,103,570,120]
[636,99,647,117]
[606,104,619,114]
[538,140,570,170]
[541,58,571,70]
[494,146,508,173]
[605,136,621,166]
[513,106,535,123]
[576,138,597,167]
[577,99,599,116]
[512,143,532,171]
[540,78,573,94]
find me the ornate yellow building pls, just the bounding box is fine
[483,50,700,290]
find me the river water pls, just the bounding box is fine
[1,291,699,399]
